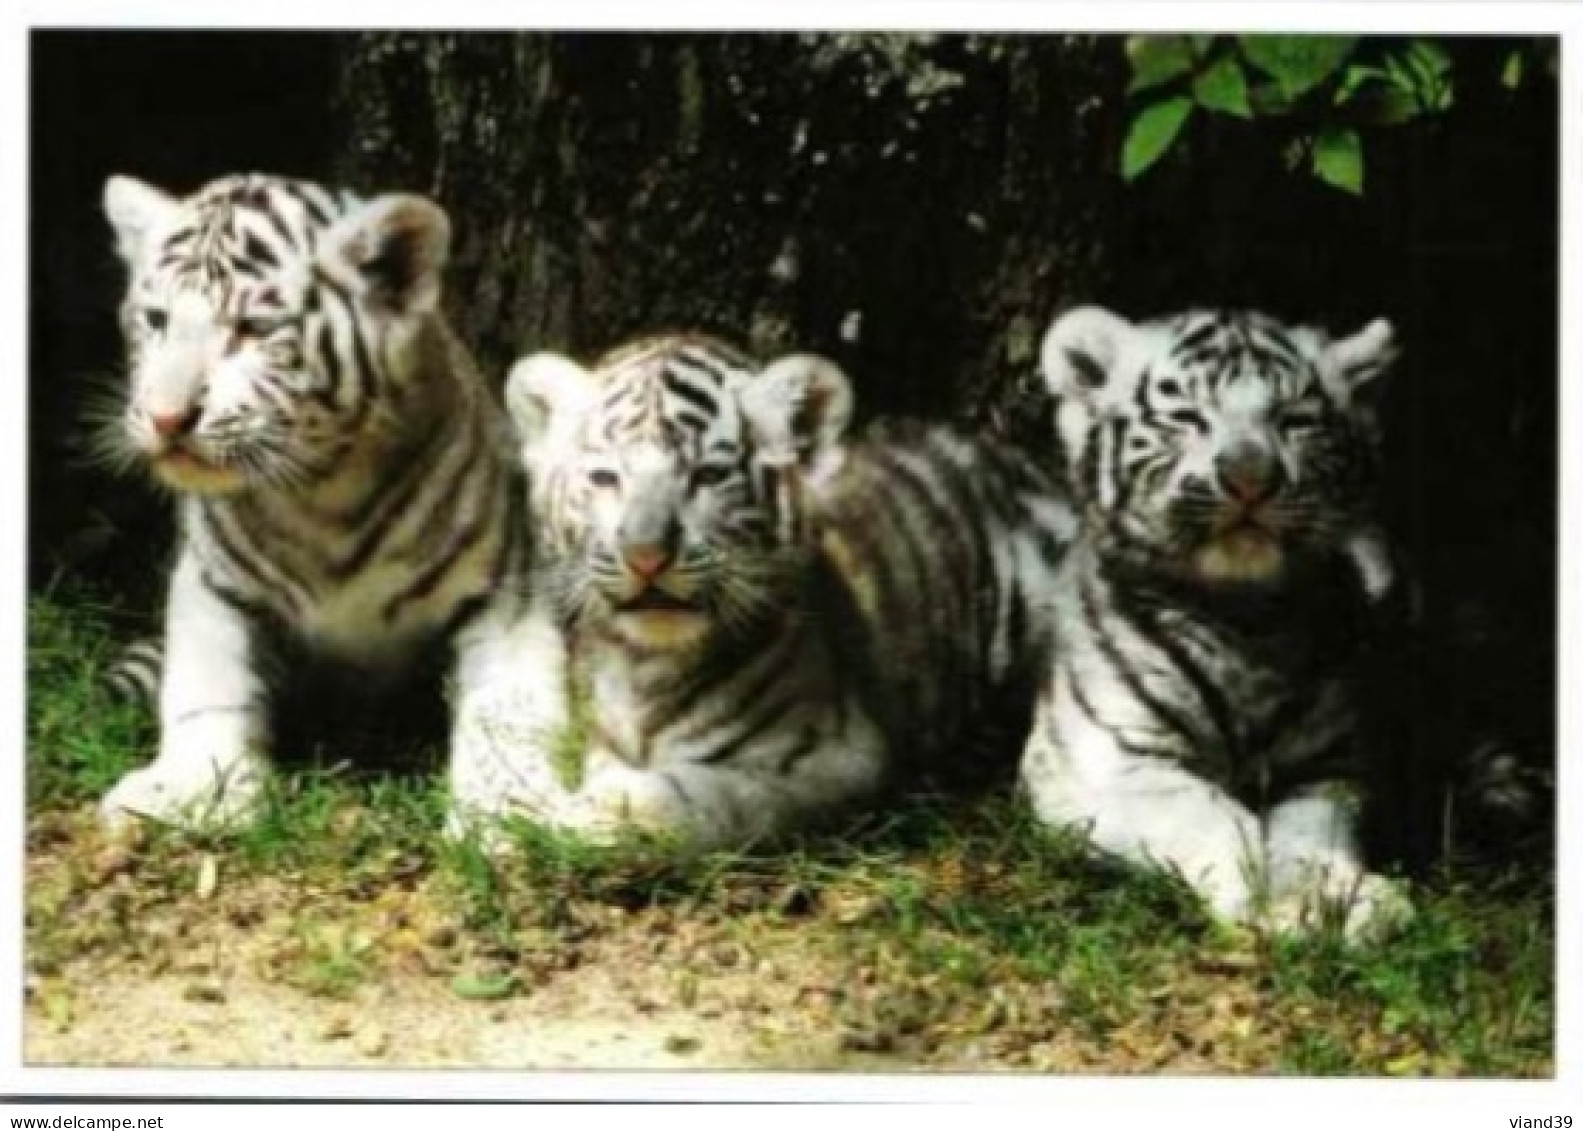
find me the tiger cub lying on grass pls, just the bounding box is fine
[1018,305,1414,940]
[94,172,529,832]
[445,333,1073,846]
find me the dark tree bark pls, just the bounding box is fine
[332,33,1127,445]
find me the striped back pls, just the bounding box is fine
[813,422,1074,767]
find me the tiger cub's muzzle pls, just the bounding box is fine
[1181,443,1291,540]
[607,513,705,613]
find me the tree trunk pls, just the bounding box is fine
[333,32,1127,445]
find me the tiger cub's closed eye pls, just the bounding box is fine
[690,465,732,491]
[1279,408,1323,433]
[587,468,621,490]
[236,316,284,338]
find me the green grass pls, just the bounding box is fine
[23,588,1556,1074]
[27,587,155,806]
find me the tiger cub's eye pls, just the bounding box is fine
[142,308,168,332]
[1279,409,1323,434]
[236,316,283,338]
[690,465,732,492]
[588,469,621,490]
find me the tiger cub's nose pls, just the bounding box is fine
[1214,444,1282,504]
[151,406,202,439]
[622,542,675,580]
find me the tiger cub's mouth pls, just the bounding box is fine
[1194,525,1285,584]
[149,446,246,495]
[616,587,700,614]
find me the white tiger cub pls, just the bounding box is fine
[1019,305,1414,940]
[98,173,530,831]
[445,333,1072,847]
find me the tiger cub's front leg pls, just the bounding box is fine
[1021,679,1266,925]
[551,701,889,850]
[1249,683,1412,941]
[448,605,886,851]
[1022,671,1410,939]
[445,595,584,845]
[1263,783,1412,943]
[102,554,271,831]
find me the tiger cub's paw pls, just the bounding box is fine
[444,762,688,852]
[553,767,692,845]
[100,752,271,835]
[1265,869,1414,945]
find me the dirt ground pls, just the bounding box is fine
[21,808,1002,1074]
[26,961,815,1070]
[22,799,1552,1078]
[24,843,871,1071]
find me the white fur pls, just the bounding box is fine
[103,175,181,264]
[98,174,523,834]
[1343,524,1398,604]
[1020,654,1410,940]
[506,353,598,462]
[1019,584,1264,923]
[445,595,586,842]
[101,554,270,829]
[451,344,889,849]
[444,554,891,852]
[737,353,854,486]
[1024,304,1412,942]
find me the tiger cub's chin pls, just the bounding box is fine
[1192,530,1286,586]
[151,454,247,496]
[611,609,712,650]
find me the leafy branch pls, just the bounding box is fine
[1120,36,1552,195]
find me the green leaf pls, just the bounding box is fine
[1409,41,1455,111]
[1383,52,1416,92]
[1405,39,1453,80]
[1312,127,1364,194]
[1249,80,1294,117]
[1240,35,1359,99]
[1386,40,1455,112]
[1349,86,1421,127]
[1192,55,1252,118]
[1126,36,1198,94]
[1121,96,1194,181]
[1334,63,1390,105]
[1501,49,1525,90]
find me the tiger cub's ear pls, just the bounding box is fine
[104,175,181,265]
[506,353,598,457]
[737,354,855,486]
[321,194,451,316]
[1323,318,1399,399]
[1039,305,1138,401]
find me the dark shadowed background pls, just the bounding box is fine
[27,31,1558,867]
